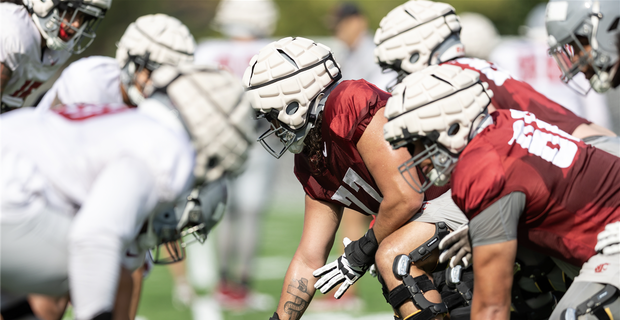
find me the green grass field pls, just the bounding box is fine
[135,203,392,320]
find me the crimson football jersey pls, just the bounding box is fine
[294,80,391,215]
[451,109,620,266]
[443,58,590,134]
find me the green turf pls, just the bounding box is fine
[135,203,391,320]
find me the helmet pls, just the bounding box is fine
[38,56,122,111]
[116,14,196,105]
[383,64,493,193]
[140,178,228,264]
[23,0,111,54]
[545,0,620,93]
[145,63,254,185]
[374,0,464,90]
[212,0,279,39]
[242,37,342,158]
[458,12,500,60]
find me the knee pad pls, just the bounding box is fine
[511,256,567,319]
[409,222,449,263]
[387,254,448,319]
[381,222,451,320]
[432,265,474,311]
[560,284,620,320]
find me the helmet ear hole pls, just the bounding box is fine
[448,123,460,136]
[207,156,219,168]
[286,102,299,115]
[409,53,420,64]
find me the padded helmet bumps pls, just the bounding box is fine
[383,64,493,154]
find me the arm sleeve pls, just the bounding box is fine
[0,29,25,72]
[469,191,526,247]
[68,157,156,320]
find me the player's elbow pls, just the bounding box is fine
[472,293,511,320]
[382,192,422,220]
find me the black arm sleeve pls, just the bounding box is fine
[469,192,526,247]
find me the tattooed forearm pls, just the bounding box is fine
[283,278,311,320]
[1,62,12,94]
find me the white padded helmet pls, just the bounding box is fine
[458,12,500,60]
[212,0,279,39]
[374,0,464,90]
[144,64,254,185]
[23,0,111,53]
[243,37,342,158]
[116,14,196,105]
[383,64,493,193]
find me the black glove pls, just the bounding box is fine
[269,312,280,320]
[313,229,378,298]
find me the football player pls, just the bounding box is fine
[37,13,196,111]
[0,64,253,320]
[375,3,618,317]
[374,1,618,155]
[383,63,620,320]
[243,37,465,320]
[194,0,279,309]
[545,0,620,94]
[0,0,111,112]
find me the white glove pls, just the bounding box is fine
[439,224,472,268]
[595,221,620,255]
[313,238,368,299]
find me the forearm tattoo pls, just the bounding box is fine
[283,278,311,320]
[1,63,12,94]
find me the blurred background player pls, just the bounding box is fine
[0,64,253,320]
[0,0,110,112]
[545,0,620,95]
[490,3,613,130]
[194,0,279,310]
[327,2,392,90]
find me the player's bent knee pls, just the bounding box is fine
[558,284,620,320]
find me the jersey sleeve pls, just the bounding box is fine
[0,25,26,71]
[451,136,507,219]
[68,157,158,319]
[325,80,391,145]
[469,192,525,247]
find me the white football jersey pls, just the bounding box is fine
[195,38,272,79]
[1,106,194,216]
[0,3,71,108]
[37,56,123,111]
[489,37,612,129]
[1,105,193,318]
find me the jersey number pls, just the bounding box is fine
[12,80,42,99]
[508,109,578,168]
[331,168,383,215]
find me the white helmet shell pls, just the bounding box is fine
[212,0,279,38]
[458,12,500,60]
[116,14,196,69]
[147,64,254,184]
[383,64,493,154]
[243,37,341,130]
[24,0,111,53]
[374,0,463,75]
